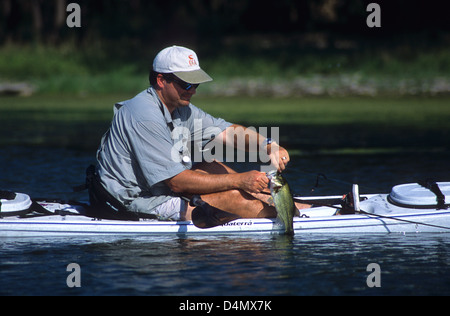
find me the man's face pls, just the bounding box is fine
[157,74,197,112]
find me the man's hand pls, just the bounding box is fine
[237,170,269,194]
[266,142,290,172]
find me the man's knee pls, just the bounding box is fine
[192,161,233,175]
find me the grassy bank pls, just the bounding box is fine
[1,94,449,153]
[0,45,148,94]
[1,44,449,96]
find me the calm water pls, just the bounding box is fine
[1,146,450,296]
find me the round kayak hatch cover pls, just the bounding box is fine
[389,182,450,207]
[0,192,32,215]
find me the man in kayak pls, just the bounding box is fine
[95,45,291,221]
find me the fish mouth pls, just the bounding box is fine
[269,180,283,191]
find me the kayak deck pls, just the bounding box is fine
[2,182,450,237]
[1,194,450,237]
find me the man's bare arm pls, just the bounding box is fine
[215,124,290,171]
[165,169,268,195]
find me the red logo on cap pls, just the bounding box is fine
[188,55,197,67]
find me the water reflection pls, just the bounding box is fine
[2,146,450,295]
[63,233,449,295]
[79,235,296,295]
[1,233,450,295]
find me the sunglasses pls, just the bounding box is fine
[163,74,199,91]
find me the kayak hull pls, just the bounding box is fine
[2,182,450,237]
[1,203,450,237]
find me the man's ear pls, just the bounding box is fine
[155,74,166,89]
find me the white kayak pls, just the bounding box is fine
[1,182,450,237]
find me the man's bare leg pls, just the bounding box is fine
[182,161,276,220]
[181,161,310,221]
[200,161,311,211]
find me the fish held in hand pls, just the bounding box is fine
[267,170,296,235]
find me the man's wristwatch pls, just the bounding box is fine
[261,138,273,148]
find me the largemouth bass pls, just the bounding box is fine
[267,170,296,235]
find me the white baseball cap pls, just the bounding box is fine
[152,45,213,84]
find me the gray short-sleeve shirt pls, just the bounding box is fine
[96,87,232,212]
